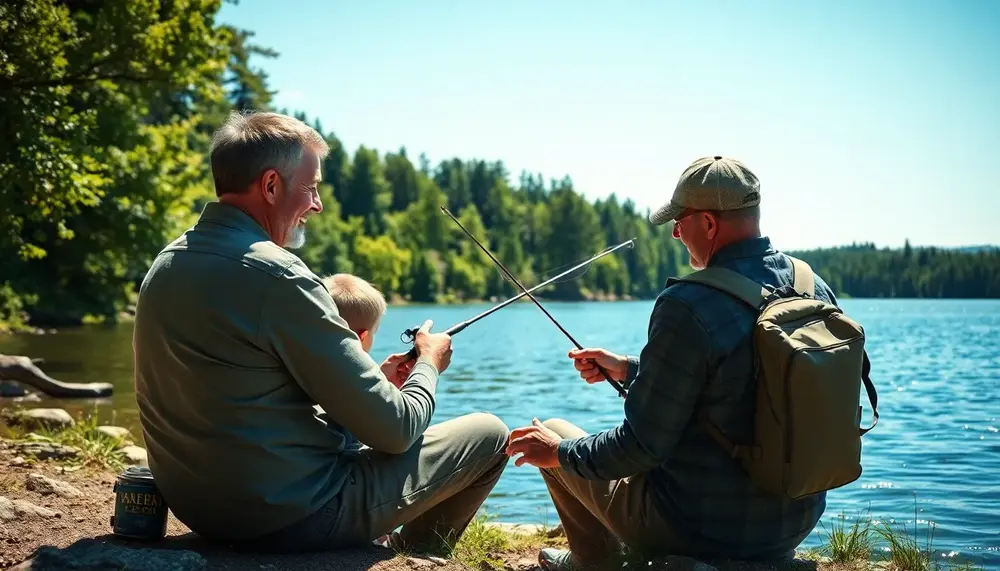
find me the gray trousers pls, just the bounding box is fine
[253,412,510,553]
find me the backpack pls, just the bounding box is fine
[679,256,879,500]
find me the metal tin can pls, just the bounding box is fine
[110,466,168,541]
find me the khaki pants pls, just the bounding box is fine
[538,419,688,567]
[253,412,510,553]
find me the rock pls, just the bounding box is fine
[0,496,61,522]
[96,426,131,443]
[10,539,206,570]
[0,382,27,398]
[25,473,84,498]
[427,556,448,566]
[485,522,546,536]
[9,456,28,467]
[546,523,564,538]
[1,408,74,431]
[120,445,148,466]
[11,441,80,461]
[406,556,435,569]
[509,556,538,570]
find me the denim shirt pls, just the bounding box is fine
[557,236,837,560]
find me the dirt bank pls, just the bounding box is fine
[0,407,913,571]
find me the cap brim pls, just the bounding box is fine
[649,201,685,225]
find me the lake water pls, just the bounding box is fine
[1,299,998,566]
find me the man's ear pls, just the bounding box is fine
[260,168,281,205]
[358,329,369,343]
[705,212,719,240]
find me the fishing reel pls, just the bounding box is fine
[400,326,419,344]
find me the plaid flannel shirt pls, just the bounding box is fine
[557,236,837,560]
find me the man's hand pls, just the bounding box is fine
[568,347,627,384]
[380,352,416,388]
[505,418,562,468]
[414,319,453,373]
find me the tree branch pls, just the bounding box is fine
[0,72,168,92]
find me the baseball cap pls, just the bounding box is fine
[649,155,761,225]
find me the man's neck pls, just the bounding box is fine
[218,194,273,240]
[714,227,761,252]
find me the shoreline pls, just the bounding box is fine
[6,296,1000,337]
[0,407,989,571]
[1,296,654,337]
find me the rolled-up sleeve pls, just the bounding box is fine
[557,294,711,480]
[259,268,438,455]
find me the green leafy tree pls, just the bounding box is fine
[352,235,412,297]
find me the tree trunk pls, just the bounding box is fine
[0,354,113,398]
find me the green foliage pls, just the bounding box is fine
[791,241,1000,298]
[819,509,875,563]
[0,0,248,326]
[2,2,996,331]
[352,235,412,297]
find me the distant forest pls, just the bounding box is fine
[1,1,997,332]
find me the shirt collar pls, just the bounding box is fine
[198,201,271,242]
[708,236,775,266]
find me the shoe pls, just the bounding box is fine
[538,548,581,571]
[373,531,403,551]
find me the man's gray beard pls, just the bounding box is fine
[287,225,306,249]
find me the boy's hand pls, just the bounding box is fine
[381,352,415,388]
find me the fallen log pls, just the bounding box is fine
[0,354,113,398]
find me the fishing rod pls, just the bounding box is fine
[438,206,630,398]
[399,236,636,390]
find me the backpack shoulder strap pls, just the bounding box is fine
[678,267,770,311]
[788,256,816,297]
[861,351,880,435]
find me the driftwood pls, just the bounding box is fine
[0,354,113,398]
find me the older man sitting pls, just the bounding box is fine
[132,111,509,554]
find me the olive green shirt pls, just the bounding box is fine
[132,202,439,540]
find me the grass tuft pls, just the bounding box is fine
[4,408,129,472]
[819,508,875,564]
[446,514,515,571]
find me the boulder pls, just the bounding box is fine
[1,408,75,431]
[120,445,148,467]
[96,426,131,442]
[11,441,80,462]
[25,473,84,498]
[0,496,61,522]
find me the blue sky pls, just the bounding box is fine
[218,0,999,251]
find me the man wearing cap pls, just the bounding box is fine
[506,156,837,570]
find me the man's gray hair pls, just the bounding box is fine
[210,111,330,196]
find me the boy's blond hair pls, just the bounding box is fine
[322,274,387,333]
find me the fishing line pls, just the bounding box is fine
[400,236,635,396]
[438,206,629,398]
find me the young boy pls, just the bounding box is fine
[321,273,415,389]
[321,273,387,355]
[321,273,415,548]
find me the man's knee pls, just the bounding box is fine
[541,418,585,439]
[458,411,510,455]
